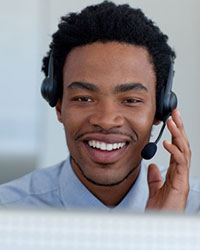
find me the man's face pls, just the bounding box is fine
[56,42,156,186]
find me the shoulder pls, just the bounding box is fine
[0,160,66,207]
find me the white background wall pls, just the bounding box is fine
[0,0,199,183]
[0,0,47,182]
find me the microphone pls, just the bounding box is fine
[141,121,167,160]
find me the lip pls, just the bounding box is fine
[81,133,133,144]
[81,133,132,164]
[84,141,129,164]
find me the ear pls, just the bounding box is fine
[56,99,63,123]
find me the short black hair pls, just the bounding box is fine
[42,1,175,109]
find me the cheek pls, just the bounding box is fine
[137,113,154,127]
[61,106,89,139]
[126,108,155,138]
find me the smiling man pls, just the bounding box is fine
[0,1,199,212]
[56,42,157,207]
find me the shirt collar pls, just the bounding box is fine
[59,156,149,211]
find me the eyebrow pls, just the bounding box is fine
[67,81,99,92]
[66,81,148,93]
[114,83,148,93]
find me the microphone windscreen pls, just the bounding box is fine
[141,142,157,160]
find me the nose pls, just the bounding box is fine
[89,100,124,130]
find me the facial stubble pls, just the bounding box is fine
[70,155,141,187]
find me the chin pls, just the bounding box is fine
[81,164,135,187]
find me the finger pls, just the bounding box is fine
[147,164,163,198]
[171,109,188,142]
[163,140,190,170]
[167,110,191,165]
[167,117,191,159]
[163,140,190,195]
[167,118,185,153]
[172,110,191,152]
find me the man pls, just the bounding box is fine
[0,1,199,212]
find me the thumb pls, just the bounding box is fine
[147,164,163,198]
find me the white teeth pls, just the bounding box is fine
[96,141,100,148]
[106,144,113,151]
[101,143,106,150]
[88,140,126,151]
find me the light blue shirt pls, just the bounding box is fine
[0,156,199,212]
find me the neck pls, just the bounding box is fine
[70,156,141,207]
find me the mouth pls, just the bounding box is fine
[88,140,127,151]
[83,139,130,164]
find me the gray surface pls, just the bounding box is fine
[0,155,37,184]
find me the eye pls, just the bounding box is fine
[72,96,93,102]
[122,98,141,104]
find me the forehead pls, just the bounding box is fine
[63,42,156,90]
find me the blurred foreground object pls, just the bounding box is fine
[0,208,199,250]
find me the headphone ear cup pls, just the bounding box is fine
[41,52,60,107]
[167,91,178,115]
[156,91,178,122]
[41,76,59,107]
[162,90,178,119]
[41,77,50,103]
[156,88,165,121]
[156,60,178,122]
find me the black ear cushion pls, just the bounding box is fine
[156,88,165,121]
[167,91,178,114]
[162,91,177,120]
[41,52,60,107]
[41,77,59,107]
[41,77,50,103]
[156,90,178,122]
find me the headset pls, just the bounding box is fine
[141,60,177,159]
[41,53,59,107]
[41,52,177,159]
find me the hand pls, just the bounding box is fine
[145,109,191,211]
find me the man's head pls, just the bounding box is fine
[42,1,175,112]
[41,1,175,188]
